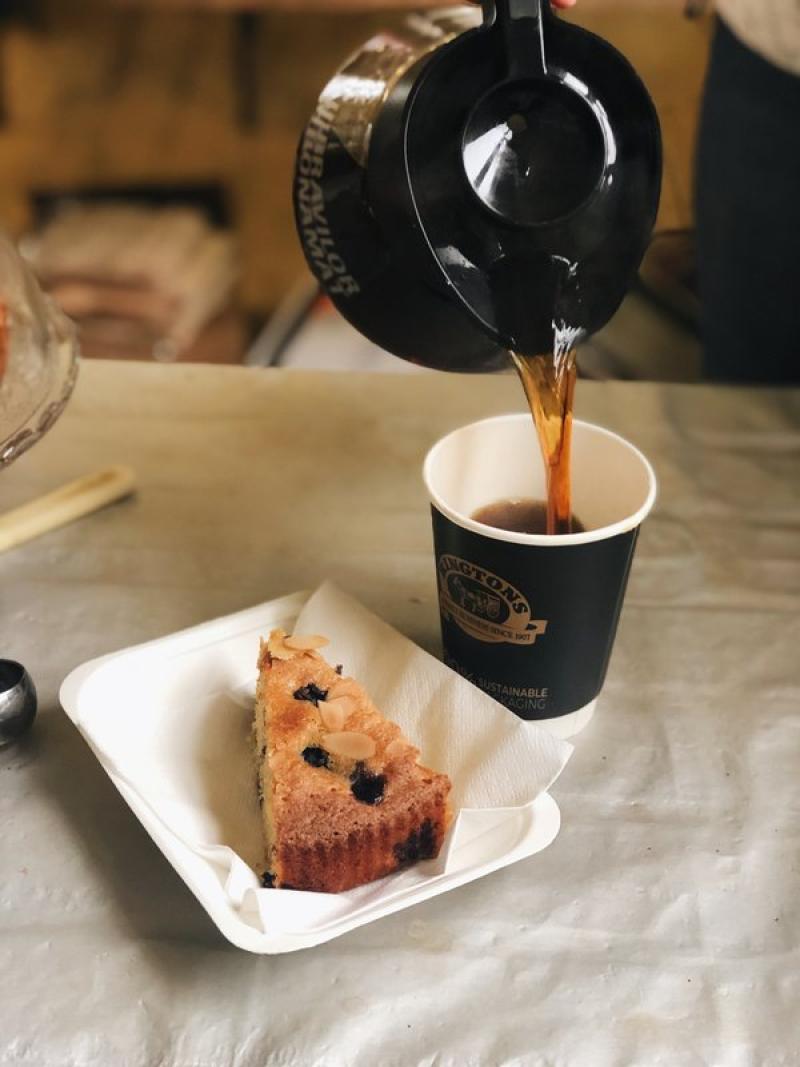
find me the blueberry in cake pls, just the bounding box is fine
[254,629,452,893]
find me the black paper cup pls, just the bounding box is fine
[423,414,656,738]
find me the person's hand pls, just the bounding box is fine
[478,0,578,9]
[298,0,579,11]
[466,0,578,9]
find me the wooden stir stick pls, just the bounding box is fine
[0,466,136,553]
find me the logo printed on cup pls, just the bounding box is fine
[437,554,548,646]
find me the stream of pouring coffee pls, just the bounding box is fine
[511,327,580,536]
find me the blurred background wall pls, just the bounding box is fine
[0,0,710,322]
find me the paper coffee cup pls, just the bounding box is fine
[423,415,657,739]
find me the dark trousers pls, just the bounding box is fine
[695,19,800,383]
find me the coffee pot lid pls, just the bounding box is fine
[394,0,661,353]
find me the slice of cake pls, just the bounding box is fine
[254,629,452,893]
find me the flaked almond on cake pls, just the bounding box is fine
[254,629,452,893]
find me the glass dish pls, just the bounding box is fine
[0,232,79,468]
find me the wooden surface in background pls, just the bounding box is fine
[0,1,710,316]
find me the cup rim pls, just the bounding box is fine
[423,413,657,547]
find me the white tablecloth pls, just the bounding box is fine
[1,363,798,1065]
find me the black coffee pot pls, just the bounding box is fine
[294,1,661,371]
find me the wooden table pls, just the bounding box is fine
[1,362,798,1065]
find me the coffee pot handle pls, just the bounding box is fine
[482,0,549,79]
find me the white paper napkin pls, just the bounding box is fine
[64,583,572,939]
[294,582,572,810]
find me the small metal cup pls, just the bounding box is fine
[0,660,37,746]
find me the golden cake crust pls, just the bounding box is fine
[255,630,452,893]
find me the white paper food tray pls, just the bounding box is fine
[60,591,563,953]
